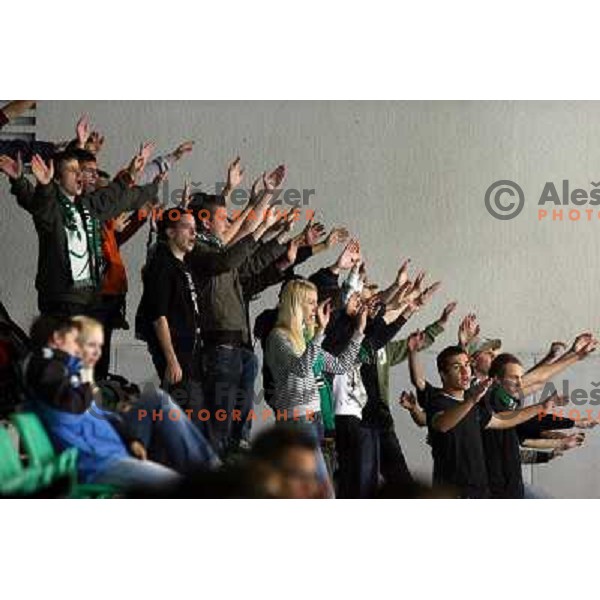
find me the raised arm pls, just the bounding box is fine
[407,330,427,392]
[431,379,491,433]
[521,333,598,397]
[399,391,427,427]
[487,392,566,430]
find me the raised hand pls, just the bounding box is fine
[438,301,458,325]
[571,332,598,359]
[31,154,54,185]
[336,239,361,270]
[0,153,23,179]
[139,141,156,164]
[263,164,286,191]
[325,226,349,248]
[302,220,326,246]
[181,179,192,209]
[542,392,569,413]
[173,140,194,161]
[559,432,585,451]
[249,174,262,204]
[317,298,332,330]
[547,341,567,362]
[399,390,418,411]
[415,281,442,309]
[113,212,132,233]
[464,377,492,403]
[407,330,426,353]
[356,305,369,334]
[458,313,480,349]
[86,131,105,155]
[76,114,91,148]
[226,156,245,190]
[395,259,411,287]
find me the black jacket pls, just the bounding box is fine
[10,176,159,307]
[187,236,287,347]
[136,242,201,365]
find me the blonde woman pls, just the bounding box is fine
[266,279,366,430]
[72,316,218,483]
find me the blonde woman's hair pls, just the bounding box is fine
[274,279,318,354]
[71,315,104,344]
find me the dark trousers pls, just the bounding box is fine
[335,415,380,498]
[88,295,126,379]
[202,345,258,457]
[378,426,413,487]
[146,336,207,437]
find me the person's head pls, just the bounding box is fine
[71,316,104,369]
[71,148,98,193]
[158,210,197,256]
[191,193,229,241]
[469,338,502,377]
[489,353,524,397]
[345,290,362,317]
[361,283,379,302]
[29,315,82,357]
[436,345,472,392]
[53,150,84,197]
[275,279,319,352]
[250,426,320,499]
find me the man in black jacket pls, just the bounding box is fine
[136,210,202,410]
[0,147,160,316]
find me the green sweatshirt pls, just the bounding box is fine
[376,320,445,405]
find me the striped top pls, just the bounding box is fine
[265,328,364,415]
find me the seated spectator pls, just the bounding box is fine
[72,316,218,474]
[22,315,200,492]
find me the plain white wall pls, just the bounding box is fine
[2,101,600,497]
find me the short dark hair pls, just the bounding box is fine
[52,149,81,177]
[489,353,522,379]
[29,315,81,348]
[70,148,96,164]
[156,208,195,240]
[251,425,318,464]
[436,345,468,373]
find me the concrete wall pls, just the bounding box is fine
[2,101,599,497]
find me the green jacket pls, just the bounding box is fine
[376,320,445,405]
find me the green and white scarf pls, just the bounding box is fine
[57,190,103,289]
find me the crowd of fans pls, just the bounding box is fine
[1,100,598,499]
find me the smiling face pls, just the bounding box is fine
[496,361,524,397]
[80,326,104,369]
[302,290,318,326]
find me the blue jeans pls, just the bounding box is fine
[92,457,181,491]
[202,345,258,456]
[111,387,219,473]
